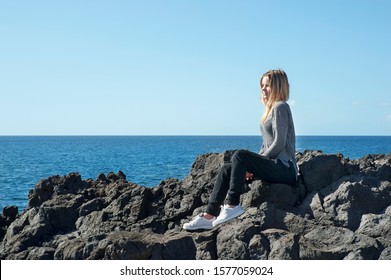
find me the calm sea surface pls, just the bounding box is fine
[0,136,390,211]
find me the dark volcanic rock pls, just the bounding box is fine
[1,151,390,260]
[296,150,350,192]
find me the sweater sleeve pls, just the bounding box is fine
[261,103,289,158]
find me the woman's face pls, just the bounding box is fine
[261,76,271,103]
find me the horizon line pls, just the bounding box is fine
[0,134,390,137]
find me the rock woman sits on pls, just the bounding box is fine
[183,69,298,231]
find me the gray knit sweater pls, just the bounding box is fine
[259,101,298,176]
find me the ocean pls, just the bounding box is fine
[0,136,390,212]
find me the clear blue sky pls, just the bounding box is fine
[1,0,390,136]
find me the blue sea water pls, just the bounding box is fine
[0,136,390,212]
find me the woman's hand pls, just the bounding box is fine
[245,172,254,182]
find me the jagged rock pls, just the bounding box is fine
[299,225,380,260]
[241,181,297,209]
[3,206,18,220]
[298,176,391,231]
[260,229,300,260]
[356,206,391,248]
[193,230,217,260]
[379,247,391,260]
[28,173,87,208]
[0,150,390,260]
[296,151,349,192]
[216,219,259,260]
[0,206,19,241]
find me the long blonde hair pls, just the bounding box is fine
[260,69,290,122]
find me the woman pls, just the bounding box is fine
[183,69,298,231]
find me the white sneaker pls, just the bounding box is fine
[212,205,244,227]
[183,214,216,231]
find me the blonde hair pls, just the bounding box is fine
[260,69,290,122]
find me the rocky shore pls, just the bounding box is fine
[1,150,390,260]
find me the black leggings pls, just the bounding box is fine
[205,149,296,216]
